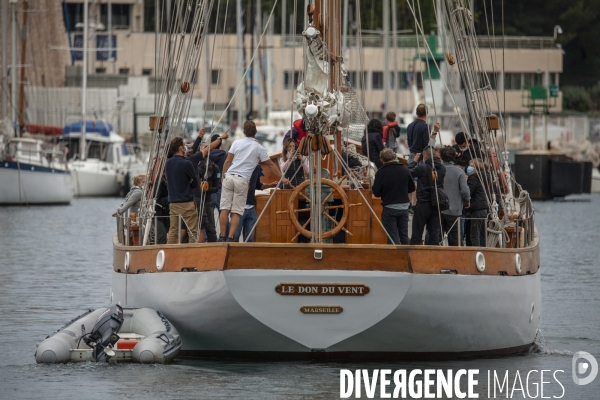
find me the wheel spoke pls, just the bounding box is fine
[293,207,312,213]
[322,212,340,227]
[321,190,334,205]
[299,192,312,203]
[291,217,312,242]
[324,204,345,210]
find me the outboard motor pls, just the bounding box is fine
[83,304,124,362]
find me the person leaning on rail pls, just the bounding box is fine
[372,148,415,245]
[112,174,145,219]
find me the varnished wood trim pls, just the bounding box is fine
[113,234,540,276]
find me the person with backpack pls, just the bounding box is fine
[440,146,470,246]
[408,146,446,245]
[382,111,400,153]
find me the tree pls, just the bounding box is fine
[561,86,592,112]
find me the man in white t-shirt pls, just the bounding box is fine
[218,121,287,242]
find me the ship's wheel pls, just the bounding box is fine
[287,178,350,240]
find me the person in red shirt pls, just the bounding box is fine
[282,119,308,146]
[382,111,400,153]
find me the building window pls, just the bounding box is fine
[96,67,106,74]
[478,72,498,90]
[211,69,220,85]
[370,112,384,121]
[392,72,410,89]
[523,72,542,88]
[504,73,521,90]
[142,68,153,76]
[100,4,131,30]
[372,71,384,90]
[119,68,130,75]
[551,72,559,86]
[64,4,84,31]
[284,70,301,89]
[415,72,424,89]
[347,71,366,88]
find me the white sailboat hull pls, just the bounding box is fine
[0,161,73,204]
[592,168,600,193]
[70,160,123,197]
[111,268,541,357]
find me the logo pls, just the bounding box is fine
[572,351,598,385]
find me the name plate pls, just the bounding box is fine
[301,305,343,314]
[275,283,370,296]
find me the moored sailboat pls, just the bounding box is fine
[0,134,73,205]
[111,0,540,360]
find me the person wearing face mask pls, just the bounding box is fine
[279,138,308,189]
[466,159,489,247]
[453,132,484,171]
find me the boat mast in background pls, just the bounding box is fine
[1,0,7,119]
[80,0,88,161]
[383,0,389,115]
[17,0,28,136]
[391,0,399,114]
[108,0,115,74]
[236,0,244,125]
[11,0,17,128]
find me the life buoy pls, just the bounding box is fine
[488,148,509,194]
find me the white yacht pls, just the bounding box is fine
[0,136,73,205]
[58,121,147,197]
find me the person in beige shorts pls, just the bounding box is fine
[219,121,287,242]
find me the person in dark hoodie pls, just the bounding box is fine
[208,133,228,211]
[466,158,490,247]
[372,148,415,244]
[408,146,446,245]
[452,131,485,171]
[187,129,229,242]
[361,118,385,168]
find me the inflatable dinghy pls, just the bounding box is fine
[35,305,182,364]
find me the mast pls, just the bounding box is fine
[383,0,389,115]
[1,0,7,119]
[17,0,28,135]
[81,0,89,160]
[391,0,399,114]
[11,0,17,128]
[236,0,244,125]
[341,0,348,57]
[108,0,114,74]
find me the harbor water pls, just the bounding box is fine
[0,196,598,399]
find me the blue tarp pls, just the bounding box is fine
[63,121,113,137]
